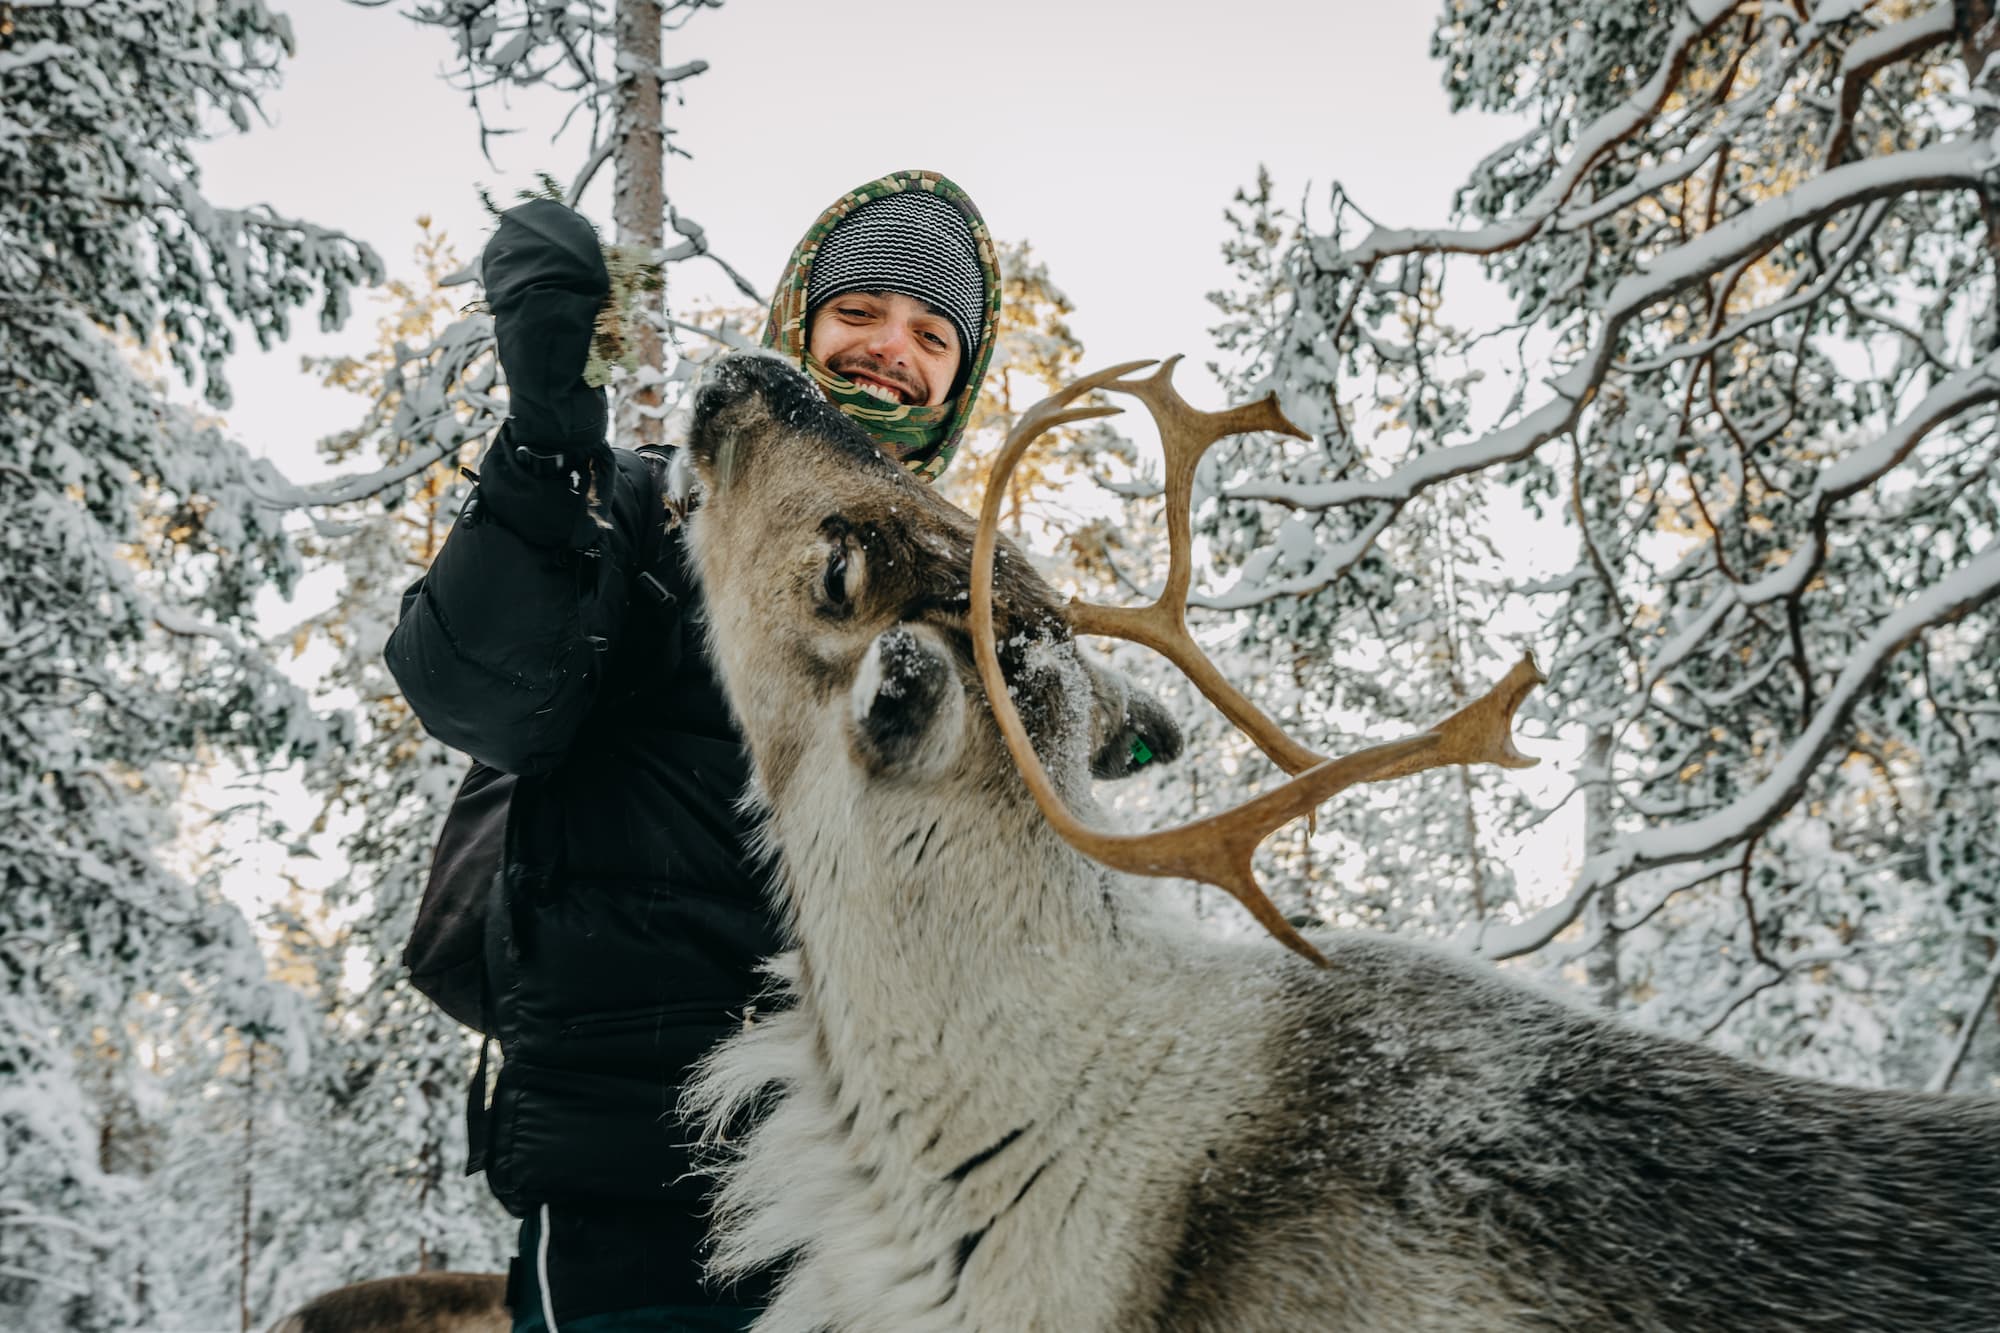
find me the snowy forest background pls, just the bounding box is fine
[6,0,2000,1327]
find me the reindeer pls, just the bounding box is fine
[263,1271,507,1333]
[678,351,2000,1333]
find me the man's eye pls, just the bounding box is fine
[920,330,949,350]
[837,306,871,320]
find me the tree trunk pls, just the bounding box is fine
[416,1074,443,1271]
[1457,763,1487,921]
[614,0,665,447]
[1582,725,1620,1010]
[1958,0,2000,348]
[239,1041,256,1333]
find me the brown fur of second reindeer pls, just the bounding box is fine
[264,1271,507,1333]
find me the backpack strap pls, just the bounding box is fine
[464,1032,493,1176]
[631,446,681,610]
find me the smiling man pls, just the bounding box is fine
[813,289,958,405]
[764,169,999,481]
[388,171,1000,1333]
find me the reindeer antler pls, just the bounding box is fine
[969,357,1545,968]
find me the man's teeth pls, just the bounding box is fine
[855,380,904,404]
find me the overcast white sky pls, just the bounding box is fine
[196,0,1524,479]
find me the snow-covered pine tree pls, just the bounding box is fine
[1211,2,2000,1088]
[0,1,378,1325]
[253,221,514,1317]
[1185,169,1520,934]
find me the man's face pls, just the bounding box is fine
[806,290,962,408]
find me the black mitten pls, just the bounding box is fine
[482,199,610,451]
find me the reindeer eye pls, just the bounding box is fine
[822,546,850,608]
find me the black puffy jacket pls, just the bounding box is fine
[386,430,784,1222]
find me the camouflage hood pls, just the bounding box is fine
[762,169,1001,482]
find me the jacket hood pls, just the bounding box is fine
[763,169,1001,482]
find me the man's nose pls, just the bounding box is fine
[865,319,914,361]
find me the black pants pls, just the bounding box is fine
[507,1204,769,1330]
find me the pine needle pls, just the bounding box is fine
[470,182,665,389]
[585,243,665,388]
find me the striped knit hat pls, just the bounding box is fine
[806,191,985,365]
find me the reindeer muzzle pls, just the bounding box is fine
[690,353,902,499]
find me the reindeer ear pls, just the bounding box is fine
[1083,657,1184,781]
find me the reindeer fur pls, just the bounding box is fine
[679,353,2000,1333]
[264,1272,506,1333]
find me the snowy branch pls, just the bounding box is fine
[1469,546,2000,961]
[0,1206,108,1246]
[1236,137,1994,518]
[0,1266,89,1299]
[1501,852,1747,963]
[1697,947,1857,1038]
[1325,0,1750,270]
[148,599,253,654]
[1200,129,1998,673]
[1813,350,2000,503]
[1598,547,2000,889]
[1822,5,1957,167]
[569,132,616,203]
[1643,346,2000,690]
[1930,946,2000,1092]
[245,439,471,511]
[1615,200,1888,373]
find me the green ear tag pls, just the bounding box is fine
[1130,737,1153,767]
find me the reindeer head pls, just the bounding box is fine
[688,352,1543,965]
[683,353,1178,810]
